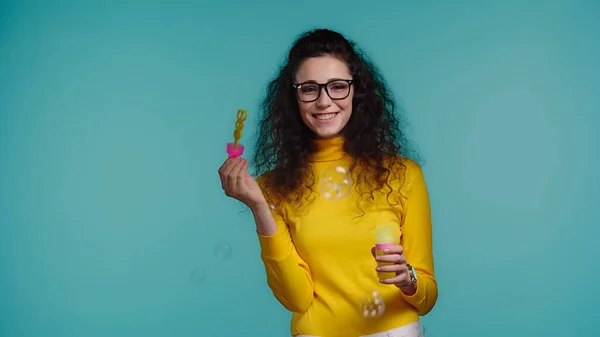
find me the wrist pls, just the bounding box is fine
[249,199,269,213]
[399,281,417,296]
[398,264,418,295]
[250,201,278,236]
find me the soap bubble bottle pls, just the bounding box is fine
[375,225,397,280]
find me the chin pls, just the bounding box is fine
[312,127,343,139]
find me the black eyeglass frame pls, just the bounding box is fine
[292,79,353,102]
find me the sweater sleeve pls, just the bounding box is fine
[255,176,314,313]
[398,160,439,315]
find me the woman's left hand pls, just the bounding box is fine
[371,245,416,295]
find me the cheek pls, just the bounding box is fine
[298,102,314,115]
[298,102,313,124]
[339,98,353,113]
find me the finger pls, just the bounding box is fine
[242,161,254,184]
[233,159,249,188]
[226,158,246,192]
[218,157,239,174]
[382,245,404,255]
[218,158,239,190]
[221,157,243,192]
[240,160,250,177]
[375,254,406,264]
[376,264,405,273]
[232,158,248,176]
[379,274,410,286]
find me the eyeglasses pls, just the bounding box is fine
[293,79,353,103]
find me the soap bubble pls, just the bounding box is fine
[190,268,206,284]
[360,290,385,318]
[321,165,352,200]
[214,242,232,260]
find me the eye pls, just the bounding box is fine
[301,85,318,93]
[329,81,349,91]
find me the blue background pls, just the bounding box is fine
[1,0,599,336]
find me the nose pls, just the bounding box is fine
[315,86,332,108]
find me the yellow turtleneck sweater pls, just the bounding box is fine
[255,136,437,337]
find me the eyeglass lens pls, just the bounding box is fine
[297,80,351,102]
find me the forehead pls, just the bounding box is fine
[295,55,351,83]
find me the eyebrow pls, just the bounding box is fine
[295,77,350,84]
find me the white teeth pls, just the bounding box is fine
[315,113,337,120]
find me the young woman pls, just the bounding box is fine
[218,28,437,337]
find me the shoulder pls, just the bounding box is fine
[255,169,274,185]
[387,154,423,176]
[255,171,271,192]
[387,155,425,191]
[255,171,267,185]
[398,156,421,172]
[398,156,429,198]
[255,170,277,200]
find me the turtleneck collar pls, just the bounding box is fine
[310,136,350,162]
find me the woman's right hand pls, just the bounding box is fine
[218,157,267,210]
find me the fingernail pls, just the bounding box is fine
[384,249,390,253]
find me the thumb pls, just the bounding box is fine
[241,160,251,176]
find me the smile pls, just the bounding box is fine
[313,113,338,120]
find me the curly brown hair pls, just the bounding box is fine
[253,28,419,211]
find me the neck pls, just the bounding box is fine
[310,136,349,162]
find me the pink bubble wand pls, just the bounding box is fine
[226,109,247,158]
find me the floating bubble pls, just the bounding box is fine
[321,165,352,200]
[214,242,232,260]
[360,290,386,318]
[190,268,206,284]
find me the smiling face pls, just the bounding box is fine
[294,55,354,139]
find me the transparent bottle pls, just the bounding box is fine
[375,225,397,280]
